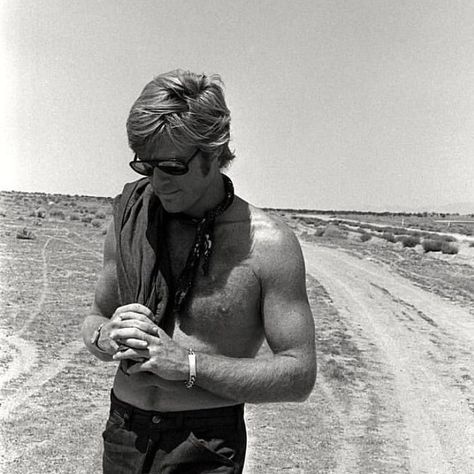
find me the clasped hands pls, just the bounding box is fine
[98,303,187,381]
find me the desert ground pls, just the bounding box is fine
[0,191,473,473]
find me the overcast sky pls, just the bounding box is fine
[1,0,474,212]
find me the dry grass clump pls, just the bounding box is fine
[91,219,102,228]
[81,215,93,223]
[16,227,36,240]
[469,242,474,248]
[441,235,457,242]
[314,226,326,237]
[69,213,80,221]
[422,239,443,252]
[401,235,420,248]
[50,209,66,220]
[381,232,396,243]
[323,224,347,239]
[34,207,47,218]
[360,232,372,242]
[441,242,459,254]
[94,211,106,219]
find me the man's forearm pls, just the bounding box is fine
[192,349,316,403]
[81,314,114,362]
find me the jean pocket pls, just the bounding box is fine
[187,431,235,467]
[102,409,129,444]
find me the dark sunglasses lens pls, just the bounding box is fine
[130,161,154,176]
[157,161,188,175]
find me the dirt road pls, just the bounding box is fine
[1,208,473,472]
[301,242,474,474]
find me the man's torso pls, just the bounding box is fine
[113,197,271,411]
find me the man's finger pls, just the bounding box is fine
[115,311,155,324]
[113,348,148,361]
[111,327,156,342]
[116,338,149,350]
[115,317,159,335]
[115,304,154,319]
[126,361,150,374]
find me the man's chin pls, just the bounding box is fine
[158,198,185,214]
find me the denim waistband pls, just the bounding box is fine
[110,390,244,431]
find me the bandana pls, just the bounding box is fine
[113,174,234,325]
[172,174,234,311]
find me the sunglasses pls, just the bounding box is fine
[129,149,200,176]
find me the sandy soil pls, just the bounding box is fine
[1,194,473,473]
[300,242,474,474]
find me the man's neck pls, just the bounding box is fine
[181,173,226,219]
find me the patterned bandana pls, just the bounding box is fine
[172,174,234,312]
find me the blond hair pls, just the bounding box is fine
[127,69,235,168]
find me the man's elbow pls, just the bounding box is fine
[291,360,317,402]
[301,365,317,401]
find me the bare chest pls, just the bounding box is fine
[164,220,263,355]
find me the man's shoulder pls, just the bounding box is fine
[239,202,305,286]
[233,198,301,258]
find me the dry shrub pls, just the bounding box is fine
[422,239,443,252]
[324,358,348,382]
[401,235,420,248]
[81,215,93,223]
[381,232,396,243]
[441,242,459,254]
[323,224,347,239]
[70,213,80,221]
[360,232,372,242]
[34,207,47,218]
[16,227,36,240]
[441,235,457,243]
[314,226,326,237]
[50,209,66,220]
[91,219,102,228]
[94,211,106,219]
[469,242,474,248]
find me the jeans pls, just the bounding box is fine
[102,391,247,473]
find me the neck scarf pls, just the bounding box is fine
[113,174,234,325]
[172,174,234,311]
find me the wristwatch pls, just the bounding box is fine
[91,322,108,353]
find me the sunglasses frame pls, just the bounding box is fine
[129,148,200,176]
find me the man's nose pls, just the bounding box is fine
[151,167,171,184]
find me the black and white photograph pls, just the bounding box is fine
[1,1,473,473]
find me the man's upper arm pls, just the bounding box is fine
[92,218,120,318]
[259,221,315,359]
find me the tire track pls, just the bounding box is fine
[0,339,86,419]
[17,236,54,336]
[1,232,102,417]
[0,331,37,389]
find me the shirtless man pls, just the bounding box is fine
[82,70,316,473]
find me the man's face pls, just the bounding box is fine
[141,136,219,216]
